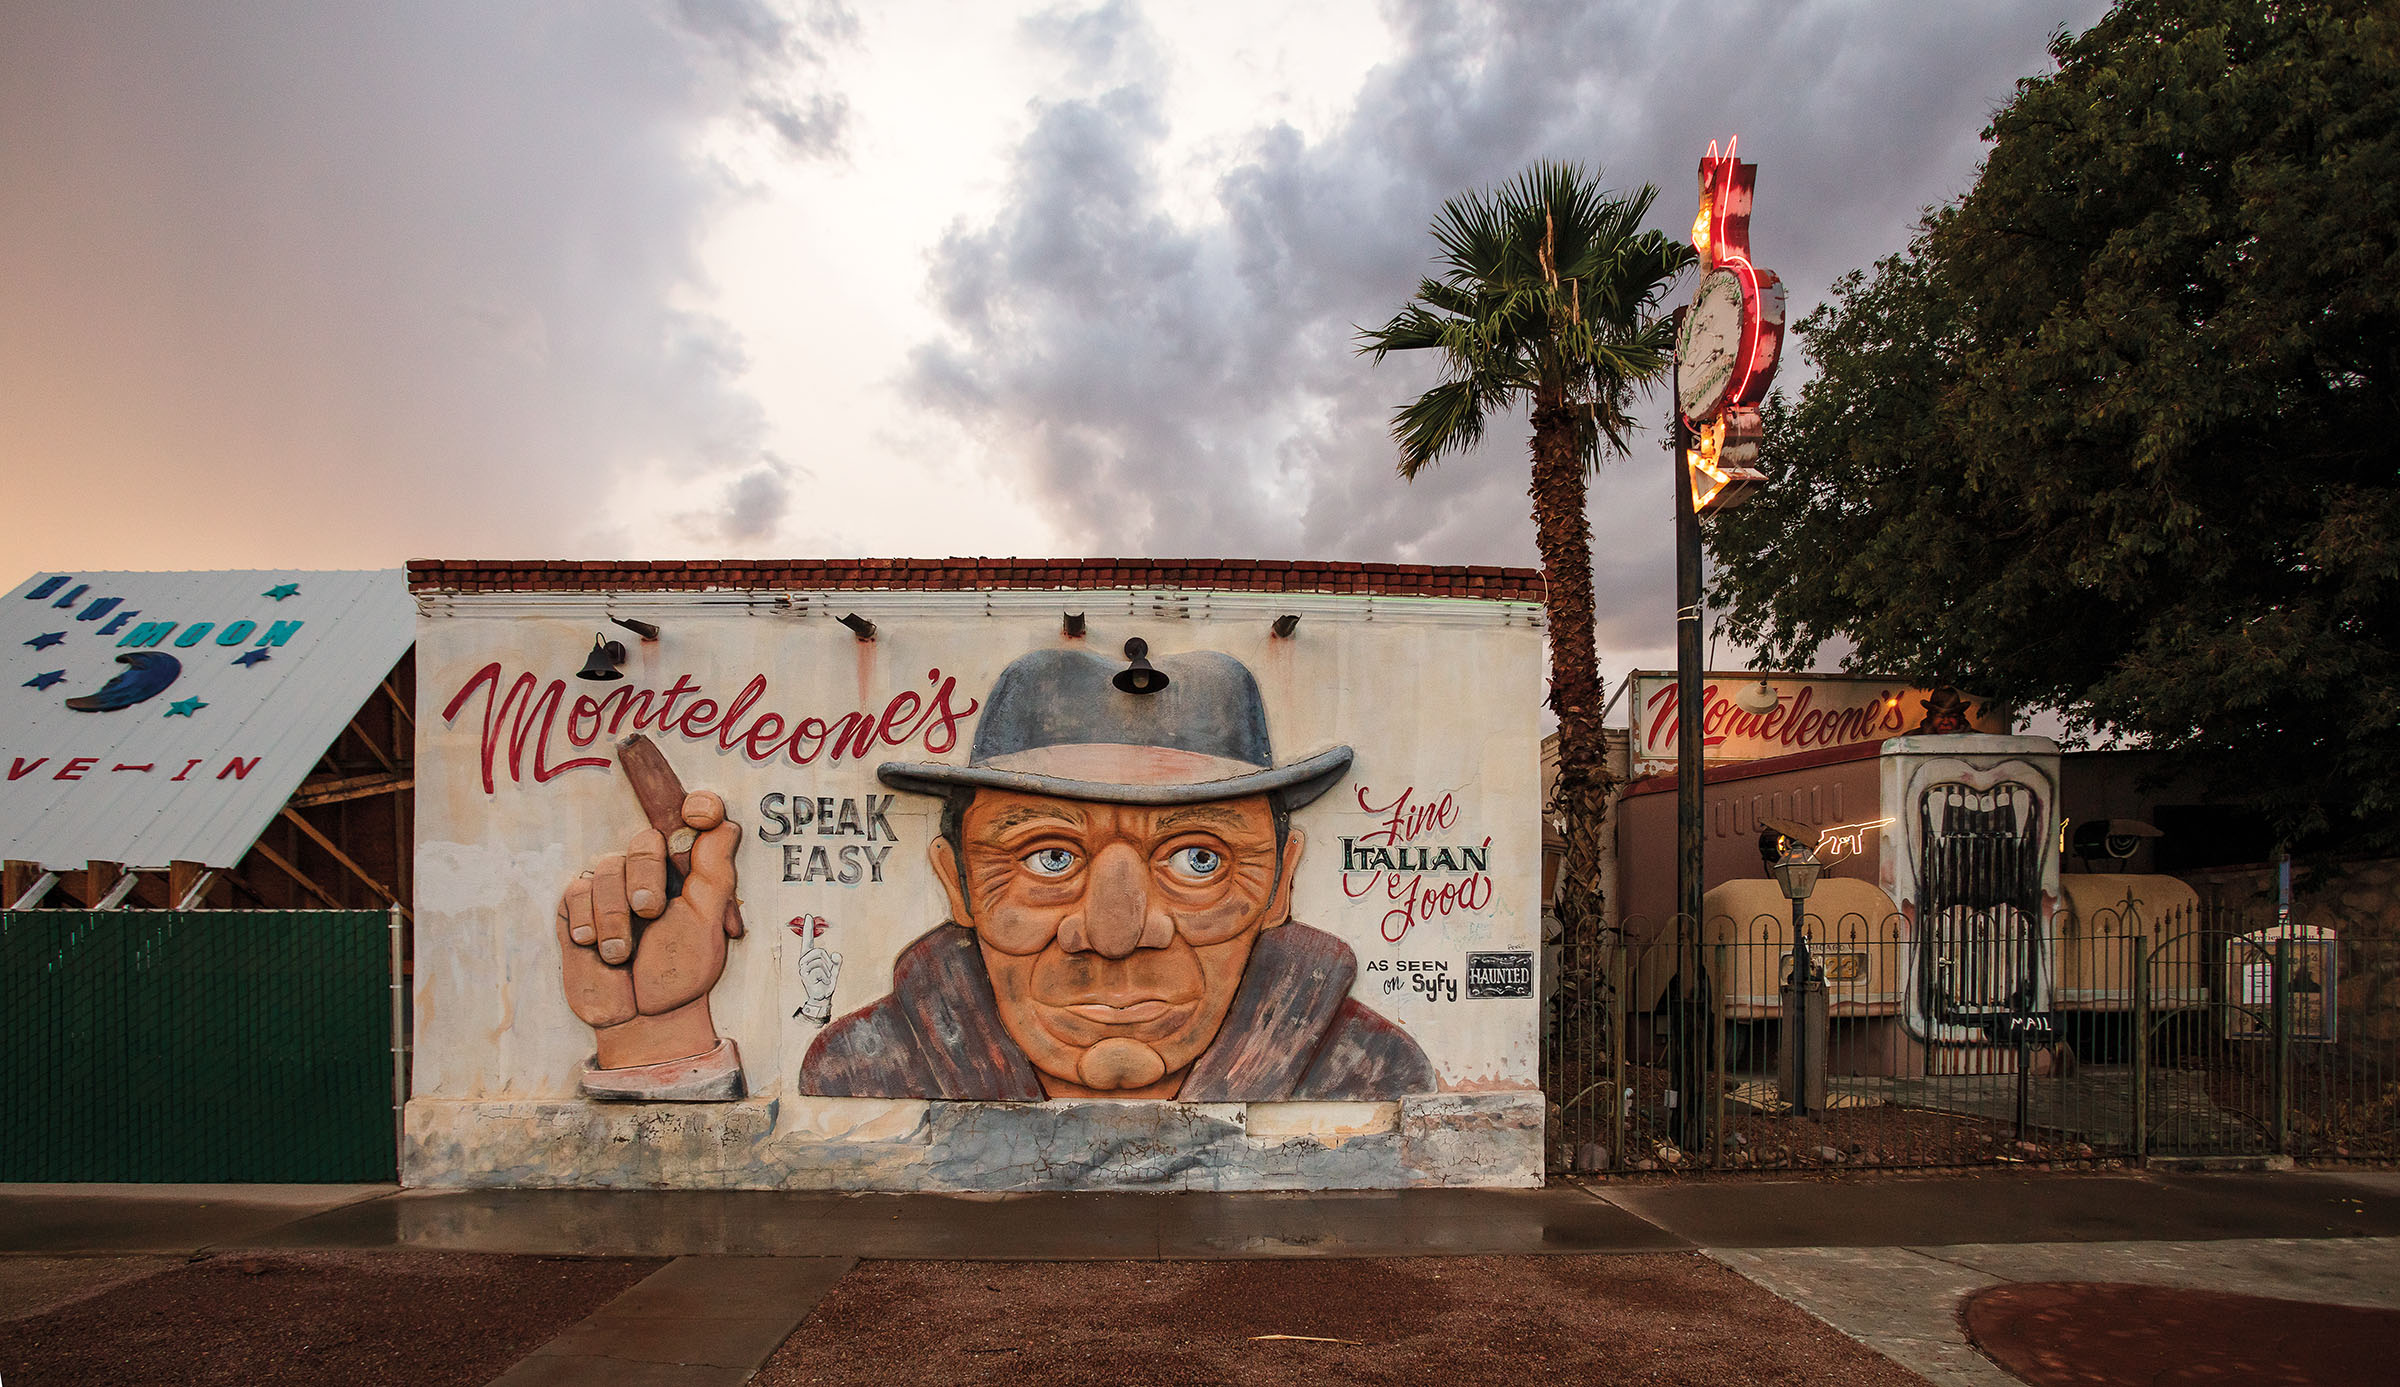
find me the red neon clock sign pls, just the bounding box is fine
[1677,137,1786,514]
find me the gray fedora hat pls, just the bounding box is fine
[878,646,1353,808]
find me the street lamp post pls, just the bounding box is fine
[1769,841,1826,1118]
[1670,136,1786,1148]
[1670,337,1706,1150]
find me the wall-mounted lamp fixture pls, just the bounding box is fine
[577,636,627,681]
[1757,818,1814,873]
[1063,613,1086,638]
[611,616,661,642]
[1112,638,1168,695]
[838,613,876,641]
[2071,818,2162,864]
[1271,614,1300,639]
[1733,677,1779,715]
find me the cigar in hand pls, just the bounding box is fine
[616,733,745,939]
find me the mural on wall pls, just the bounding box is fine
[801,641,1436,1101]
[411,585,1545,1154]
[556,736,747,1101]
[1907,687,1981,736]
[1882,738,2062,1044]
[789,914,842,1023]
[1913,780,2046,1030]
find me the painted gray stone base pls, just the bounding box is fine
[1400,1093,1547,1187]
[403,1091,1542,1192]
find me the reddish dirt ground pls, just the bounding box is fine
[756,1253,1930,1387]
[1961,1281,2400,1387]
[0,1250,661,1387]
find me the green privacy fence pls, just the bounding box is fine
[1,909,396,1182]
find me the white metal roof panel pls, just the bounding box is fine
[2,569,413,869]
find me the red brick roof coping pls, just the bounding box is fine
[406,558,1547,601]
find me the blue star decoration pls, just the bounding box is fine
[263,582,300,601]
[165,696,207,717]
[23,670,65,690]
[25,631,65,650]
[232,648,272,668]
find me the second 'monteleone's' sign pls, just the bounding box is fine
[1628,671,2008,773]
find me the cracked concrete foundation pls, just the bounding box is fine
[402,1092,1542,1191]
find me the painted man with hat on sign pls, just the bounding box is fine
[800,639,1436,1101]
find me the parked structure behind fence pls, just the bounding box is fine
[1543,885,2399,1173]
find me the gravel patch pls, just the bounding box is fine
[0,1250,662,1387]
[0,1256,182,1322]
[757,1253,1931,1386]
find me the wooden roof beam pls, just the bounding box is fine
[248,838,343,909]
[291,770,413,808]
[279,806,411,921]
[345,716,398,774]
[381,677,415,733]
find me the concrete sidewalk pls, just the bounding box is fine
[9,1170,2400,1386]
[1715,1237,2400,1386]
[1590,1170,2400,1387]
[4,1166,2400,1247]
[0,1182,389,1255]
[1587,1167,2400,1249]
[4,1183,1680,1260]
[485,1256,855,1387]
[8,1169,2396,1260]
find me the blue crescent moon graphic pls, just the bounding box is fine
[65,651,183,712]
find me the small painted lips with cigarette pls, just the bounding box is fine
[792,915,843,1023]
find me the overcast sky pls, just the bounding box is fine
[1,0,2108,677]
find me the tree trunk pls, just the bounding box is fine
[1528,398,1615,963]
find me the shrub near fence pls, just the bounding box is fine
[1541,899,2400,1175]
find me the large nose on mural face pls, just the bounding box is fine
[1071,842,1154,959]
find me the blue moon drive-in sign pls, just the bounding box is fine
[65,650,183,712]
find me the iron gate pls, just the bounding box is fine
[2138,903,2388,1160]
[0,909,396,1182]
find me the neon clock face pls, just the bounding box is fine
[1677,269,1745,422]
[1680,139,1787,430]
[1681,138,1785,515]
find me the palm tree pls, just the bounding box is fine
[1359,161,1689,958]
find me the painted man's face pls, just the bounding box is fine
[930,789,1303,1098]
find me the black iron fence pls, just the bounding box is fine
[1543,890,2399,1174]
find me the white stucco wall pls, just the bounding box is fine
[406,586,1545,1189]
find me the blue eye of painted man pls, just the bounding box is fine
[1024,847,1077,877]
[1168,847,1223,878]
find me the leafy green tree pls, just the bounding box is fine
[1360,163,1689,945]
[1709,0,2400,852]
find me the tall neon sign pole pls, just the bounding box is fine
[1667,138,1785,1146]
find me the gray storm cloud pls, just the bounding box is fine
[905,0,2106,670]
[695,455,804,544]
[0,0,848,566]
